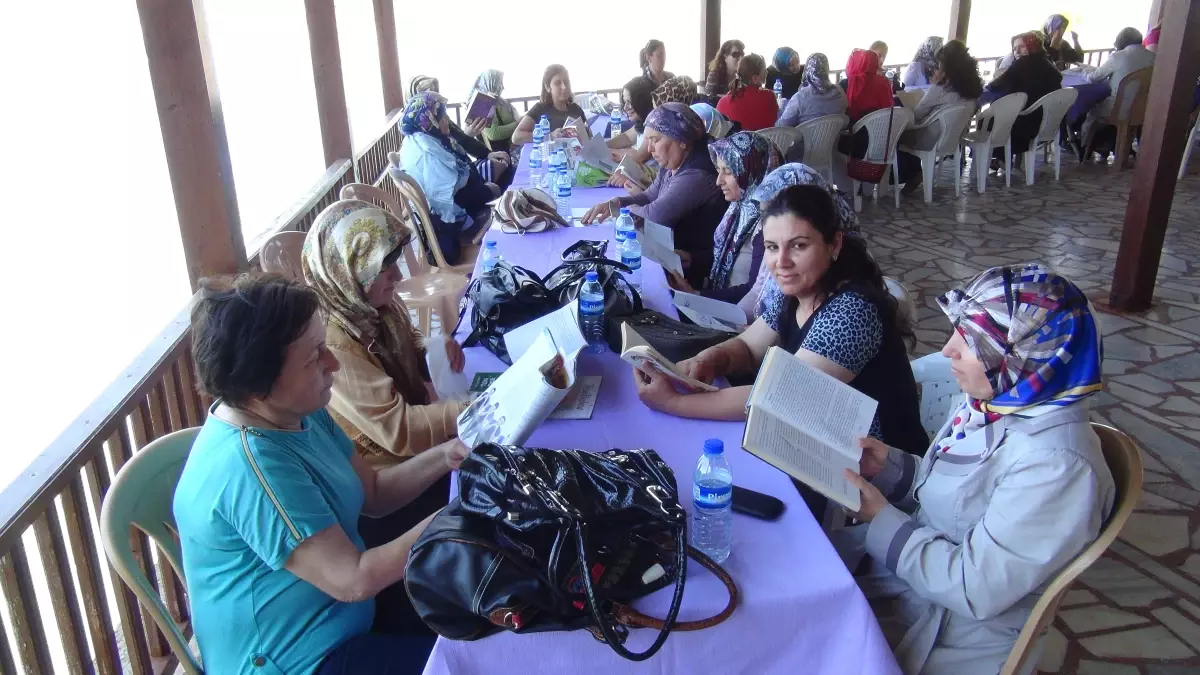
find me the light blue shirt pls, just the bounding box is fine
[173,405,372,675]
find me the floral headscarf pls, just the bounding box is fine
[690,103,734,140]
[912,36,944,75]
[652,75,699,107]
[773,47,798,73]
[706,132,782,290]
[802,53,833,94]
[401,92,471,171]
[301,199,429,406]
[751,164,860,331]
[645,102,706,145]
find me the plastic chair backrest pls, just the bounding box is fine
[259,231,306,281]
[1109,67,1153,126]
[100,428,204,674]
[853,107,914,163]
[1025,88,1080,144]
[385,153,454,270]
[928,102,977,157]
[758,126,801,157]
[978,93,1029,145]
[896,89,925,109]
[999,423,1143,675]
[339,183,429,277]
[883,276,917,327]
[909,353,962,439]
[795,114,849,165]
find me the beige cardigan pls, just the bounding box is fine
[324,319,466,468]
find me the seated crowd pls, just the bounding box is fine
[171,23,1128,675]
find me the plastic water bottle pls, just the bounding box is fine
[610,110,623,139]
[620,231,642,291]
[578,271,608,353]
[614,207,635,243]
[692,438,733,563]
[773,79,784,102]
[480,240,501,273]
[554,163,572,222]
[528,144,544,190]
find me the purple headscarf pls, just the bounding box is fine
[644,102,706,145]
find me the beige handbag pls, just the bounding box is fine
[492,188,568,234]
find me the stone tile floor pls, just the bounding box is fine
[856,158,1200,674]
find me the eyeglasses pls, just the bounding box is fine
[730,51,744,58]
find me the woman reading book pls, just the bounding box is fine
[633,164,927,459]
[839,264,1113,675]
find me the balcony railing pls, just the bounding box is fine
[0,46,1114,673]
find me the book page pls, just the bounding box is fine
[457,331,571,447]
[580,134,615,173]
[643,220,675,250]
[743,408,861,511]
[749,347,877,462]
[640,236,683,278]
[548,375,602,420]
[672,291,747,331]
[618,324,717,392]
[503,301,587,365]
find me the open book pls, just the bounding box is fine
[672,291,748,332]
[464,91,498,124]
[614,156,651,189]
[639,220,683,278]
[742,347,879,511]
[619,323,717,393]
[457,329,575,447]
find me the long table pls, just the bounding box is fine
[421,148,901,675]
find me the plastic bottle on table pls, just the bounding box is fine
[480,240,501,273]
[692,438,733,563]
[554,161,573,222]
[578,270,608,353]
[619,230,642,291]
[610,110,623,140]
[614,207,635,243]
[528,143,544,190]
[773,78,784,104]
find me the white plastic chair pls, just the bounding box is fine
[883,277,917,327]
[843,107,914,212]
[758,126,803,159]
[1179,112,1199,180]
[960,92,1028,194]
[910,353,963,440]
[898,102,975,203]
[795,114,849,184]
[896,89,925,109]
[1019,88,1079,185]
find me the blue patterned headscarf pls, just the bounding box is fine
[690,103,734,139]
[937,263,1103,416]
[400,92,470,170]
[773,47,799,73]
[645,102,706,144]
[706,132,783,290]
[751,164,860,331]
[802,53,833,94]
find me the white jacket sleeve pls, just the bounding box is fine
[864,449,1108,620]
[401,137,465,223]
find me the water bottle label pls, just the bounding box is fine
[621,254,641,270]
[557,185,571,198]
[579,297,604,314]
[693,483,732,509]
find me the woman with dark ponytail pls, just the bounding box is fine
[716,53,778,131]
[639,39,673,87]
[633,164,927,469]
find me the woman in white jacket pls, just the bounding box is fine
[840,263,1115,675]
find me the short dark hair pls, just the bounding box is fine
[191,273,320,406]
[763,185,915,348]
[540,64,572,106]
[1115,27,1143,51]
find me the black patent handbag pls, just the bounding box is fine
[404,444,738,661]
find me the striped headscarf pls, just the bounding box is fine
[690,103,734,140]
[652,75,699,107]
[937,263,1103,417]
[408,75,439,97]
[706,132,783,290]
[912,36,944,75]
[802,53,833,94]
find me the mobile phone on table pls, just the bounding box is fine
[731,486,785,521]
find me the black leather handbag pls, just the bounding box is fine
[462,261,556,364]
[606,310,737,362]
[404,444,738,661]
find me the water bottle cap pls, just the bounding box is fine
[585,270,599,281]
[703,438,724,454]
[625,230,636,240]
[620,207,630,215]
[485,240,497,248]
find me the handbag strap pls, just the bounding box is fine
[881,105,895,165]
[574,522,688,662]
[611,545,738,632]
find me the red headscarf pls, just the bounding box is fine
[845,49,894,121]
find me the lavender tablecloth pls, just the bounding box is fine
[420,147,900,675]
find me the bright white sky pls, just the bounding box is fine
[0,0,1151,490]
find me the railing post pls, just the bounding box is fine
[305,0,355,170]
[948,0,971,43]
[1110,0,1200,311]
[135,0,247,290]
[700,0,720,79]
[373,0,405,115]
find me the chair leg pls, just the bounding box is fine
[923,154,934,204]
[1025,148,1035,186]
[892,160,901,207]
[1055,132,1063,181]
[976,143,988,194]
[853,179,862,212]
[954,147,962,197]
[1115,124,1131,169]
[1181,126,1196,181]
[1004,144,1013,188]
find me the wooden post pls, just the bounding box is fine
[700,0,720,79]
[1149,0,1166,27]
[948,0,972,43]
[1109,0,1200,311]
[305,0,355,168]
[135,0,246,289]
[373,0,405,115]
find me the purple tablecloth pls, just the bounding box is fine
[421,147,901,675]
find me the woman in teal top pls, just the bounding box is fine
[174,271,468,675]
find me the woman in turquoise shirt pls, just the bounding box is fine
[174,271,468,675]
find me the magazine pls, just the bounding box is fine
[618,323,717,392]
